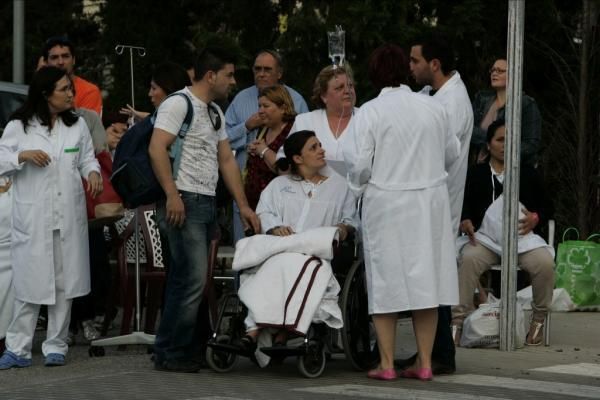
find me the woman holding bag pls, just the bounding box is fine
[452,119,555,346]
[0,66,101,369]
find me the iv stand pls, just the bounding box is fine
[91,45,155,348]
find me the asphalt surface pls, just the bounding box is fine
[1,312,599,400]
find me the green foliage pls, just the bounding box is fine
[0,0,597,234]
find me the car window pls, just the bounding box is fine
[0,91,26,134]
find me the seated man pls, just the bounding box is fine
[232,131,357,365]
[452,119,555,346]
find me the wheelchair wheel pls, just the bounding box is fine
[341,260,379,371]
[206,335,238,373]
[297,340,326,378]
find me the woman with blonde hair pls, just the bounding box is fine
[245,84,296,210]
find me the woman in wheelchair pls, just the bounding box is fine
[235,130,356,364]
[451,119,555,346]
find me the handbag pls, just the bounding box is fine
[555,228,600,309]
[83,150,125,227]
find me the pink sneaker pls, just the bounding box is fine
[367,368,397,380]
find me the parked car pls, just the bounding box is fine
[0,81,27,134]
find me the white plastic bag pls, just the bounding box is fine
[461,294,526,348]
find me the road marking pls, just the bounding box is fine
[435,374,600,399]
[187,397,253,400]
[531,363,600,378]
[292,384,510,400]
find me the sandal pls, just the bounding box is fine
[525,320,544,346]
[451,324,462,347]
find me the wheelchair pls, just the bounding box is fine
[205,235,380,378]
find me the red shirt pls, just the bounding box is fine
[73,75,102,115]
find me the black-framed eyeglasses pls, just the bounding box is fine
[207,104,222,130]
[489,67,507,74]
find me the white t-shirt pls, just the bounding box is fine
[154,87,228,196]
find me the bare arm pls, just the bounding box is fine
[149,128,185,226]
[218,139,261,233]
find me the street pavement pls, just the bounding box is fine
[0,311,599,400]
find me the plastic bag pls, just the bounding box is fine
[461,294,526,348]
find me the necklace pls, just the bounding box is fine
[301,177,325,198]
[329,107,351,140]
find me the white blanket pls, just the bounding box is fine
[235,227,343,334]
[233,226,339,271]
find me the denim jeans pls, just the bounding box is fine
[154,191,215,363]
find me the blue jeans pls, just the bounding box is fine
[154,191,215,363]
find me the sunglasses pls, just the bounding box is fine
[207,104,222,130]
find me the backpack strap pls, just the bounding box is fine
[166,92,194,178]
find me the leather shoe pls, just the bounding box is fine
[154,359,202,373]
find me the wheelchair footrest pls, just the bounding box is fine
[260,344,306,357]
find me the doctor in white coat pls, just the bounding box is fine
[344,44,460,381]
[0,66,102,369]
[0,179,13,352]
[397,36,474,373]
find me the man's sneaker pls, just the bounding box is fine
[0,351,32,370]
[81,319,100,341]
[35,315,47,331]
[44,353,66,367]
[154,359,202,373]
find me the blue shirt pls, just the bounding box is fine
[225,84,309,170]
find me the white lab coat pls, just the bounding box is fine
[0,117,99,304]
[0,183,14,338]
[344,85,459,313]
[420,72,474,234]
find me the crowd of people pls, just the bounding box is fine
[0,33,555,381]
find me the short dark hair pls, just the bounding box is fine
[414,34,454,75]
[193,47,237,82]
[10,66,78,132]
[486,118,505,143]
[368,44,409,90]
[43,35,75,61]
[152,62,191,96]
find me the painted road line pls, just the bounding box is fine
[292,384,510,400]
[434,374,600,399]
[531,363,600,378]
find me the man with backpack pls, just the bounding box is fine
[149,48,260,373]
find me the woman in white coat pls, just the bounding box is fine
[0,66,102,369]
[344,45,459,381]
[0,178,13,354]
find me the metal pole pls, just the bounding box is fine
[500,0,525,351]
[12,0,25,84]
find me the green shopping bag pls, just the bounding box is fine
[555,228,600,309]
